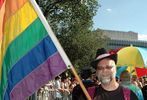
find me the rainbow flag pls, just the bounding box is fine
[0,0,71,99]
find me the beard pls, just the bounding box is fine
[97,71,116,85]
[98,75,112,84]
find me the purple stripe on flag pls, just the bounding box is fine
[10,52,67,100]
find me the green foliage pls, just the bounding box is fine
[36,0,99,34]
[36,0,108,69]
[71,29,109,68]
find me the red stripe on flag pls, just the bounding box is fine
[0,0,4,9]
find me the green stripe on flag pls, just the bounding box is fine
[0,17,48,95]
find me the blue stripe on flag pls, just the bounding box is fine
[5,35,57,98]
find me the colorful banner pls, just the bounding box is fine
[0,0,71,99]
[136,67,147,78]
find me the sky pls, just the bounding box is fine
[93,0,147,41]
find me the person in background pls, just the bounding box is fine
[61,75,70,100]
[91,71,100,85]
[142,79,147,100]
[132,75,143,88]
[139,77,145,87]
[72,67,97,100]
[120,70,144,100]
[90,48,138,100]
[54,76,63,100]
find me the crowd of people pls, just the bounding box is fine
[30,48,147,100]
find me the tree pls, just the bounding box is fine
[36,0,108,68]
[36,0,98,34]
[71,29,109,68]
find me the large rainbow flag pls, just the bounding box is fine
[0,0,71,99]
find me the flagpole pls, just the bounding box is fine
[29,0,92,100]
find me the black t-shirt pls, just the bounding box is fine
[93,85,138,100]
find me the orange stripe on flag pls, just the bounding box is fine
[4,0,27,23]
[0,0,5,79]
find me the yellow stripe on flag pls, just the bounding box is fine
[1,2,37,72]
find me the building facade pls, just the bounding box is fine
[102,29,147,49]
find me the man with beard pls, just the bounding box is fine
[90,48,138,100]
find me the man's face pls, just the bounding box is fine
[96,58,116,84]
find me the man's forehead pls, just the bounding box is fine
[98,58,115,65]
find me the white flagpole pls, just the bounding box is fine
[30,0,72,68]
[29,0,92,100]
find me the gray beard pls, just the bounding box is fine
[99,76,112,84]
[97,71,116,85]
